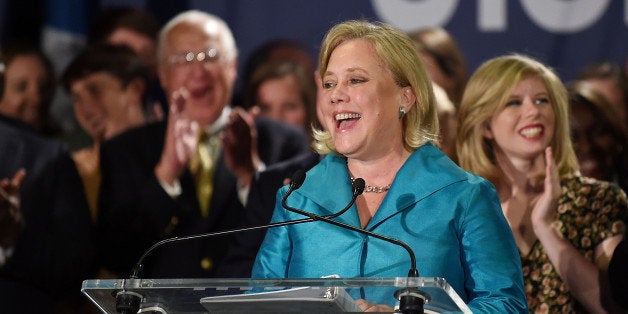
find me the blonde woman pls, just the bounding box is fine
[457,54,627,313]
[253,20,527,313]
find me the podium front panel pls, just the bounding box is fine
[82,277,471,313]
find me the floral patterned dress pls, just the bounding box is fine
[521,175,627,313]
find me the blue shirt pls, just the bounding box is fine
[252,143,527,313]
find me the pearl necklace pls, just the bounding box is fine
[350,177,392,193]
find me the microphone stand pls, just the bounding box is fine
[114,173,366,313]
[281,170,429,314]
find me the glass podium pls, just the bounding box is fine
[82,277,472,313]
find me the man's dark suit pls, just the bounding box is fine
[609,239,628,310]
[0,116,94,313]
[218,151,322,277]
[97,117,310,278]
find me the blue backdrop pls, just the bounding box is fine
[3,0,627,83]
[132,0,628,82]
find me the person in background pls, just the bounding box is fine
[456,54,627,313]
[219,68,324,278]
[252,20,527,312]
[88,5,165,120]
[568,81,628,192]
[0,114,94,313]
[97,10,310,279]
[234,38,315,108]
[62,43,152,222]
[407,27,468,107]
[218,149,323,278]
[577,61,628,122]
[0,169,24,263]
[241,39,315,90]
[241,61,317,132]
[431,82,458,161]
[0,43,56,136]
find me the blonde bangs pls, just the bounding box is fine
[314,20,439,154]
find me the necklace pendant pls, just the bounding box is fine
[351,177,391,193]
[365,185,391,193]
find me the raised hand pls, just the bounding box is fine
[530,147,561,229]
[155,88,199,185]
[221,106,261,188]
[0,169,26,247]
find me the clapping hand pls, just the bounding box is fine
[155,88,199,185]
[530,147,561,229]
[0,169,26,247]
[222,106,261,188]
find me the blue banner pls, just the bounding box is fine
[34,0,628,83]
[179,0,627,83]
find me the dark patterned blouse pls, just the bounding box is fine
[521,175,627,313]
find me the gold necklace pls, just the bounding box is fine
[350,177,392,193]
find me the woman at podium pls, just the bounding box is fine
[252,20,527,313]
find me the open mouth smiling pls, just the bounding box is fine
[334,112,361,129]
[519,125,543,139]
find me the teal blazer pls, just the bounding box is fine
[252,143,527,313]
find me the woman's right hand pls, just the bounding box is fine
[355,298,394,312]
[530,147,561,231]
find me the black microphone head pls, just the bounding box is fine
[289,169,306,191]
[352,178,366,196]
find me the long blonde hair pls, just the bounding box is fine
[456,54,579,184]
[312,20,439,155]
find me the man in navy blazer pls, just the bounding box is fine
[97,10,310,279]
[0,115,94,313]
[218,151,322,277]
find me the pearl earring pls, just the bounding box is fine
[399,106,406,119]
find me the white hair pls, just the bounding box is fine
[157,10,238,62]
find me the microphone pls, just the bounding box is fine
[114,170,366,313]
[281,170,428,314]
[286,169,365,219]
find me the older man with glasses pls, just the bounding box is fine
[96,10,310,279]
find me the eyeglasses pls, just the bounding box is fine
[166,48,220,66]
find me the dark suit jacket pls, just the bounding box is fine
[609,239,628,310]
[97,117,310,278]
[0,116,94,313]
[218,152,322,277]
